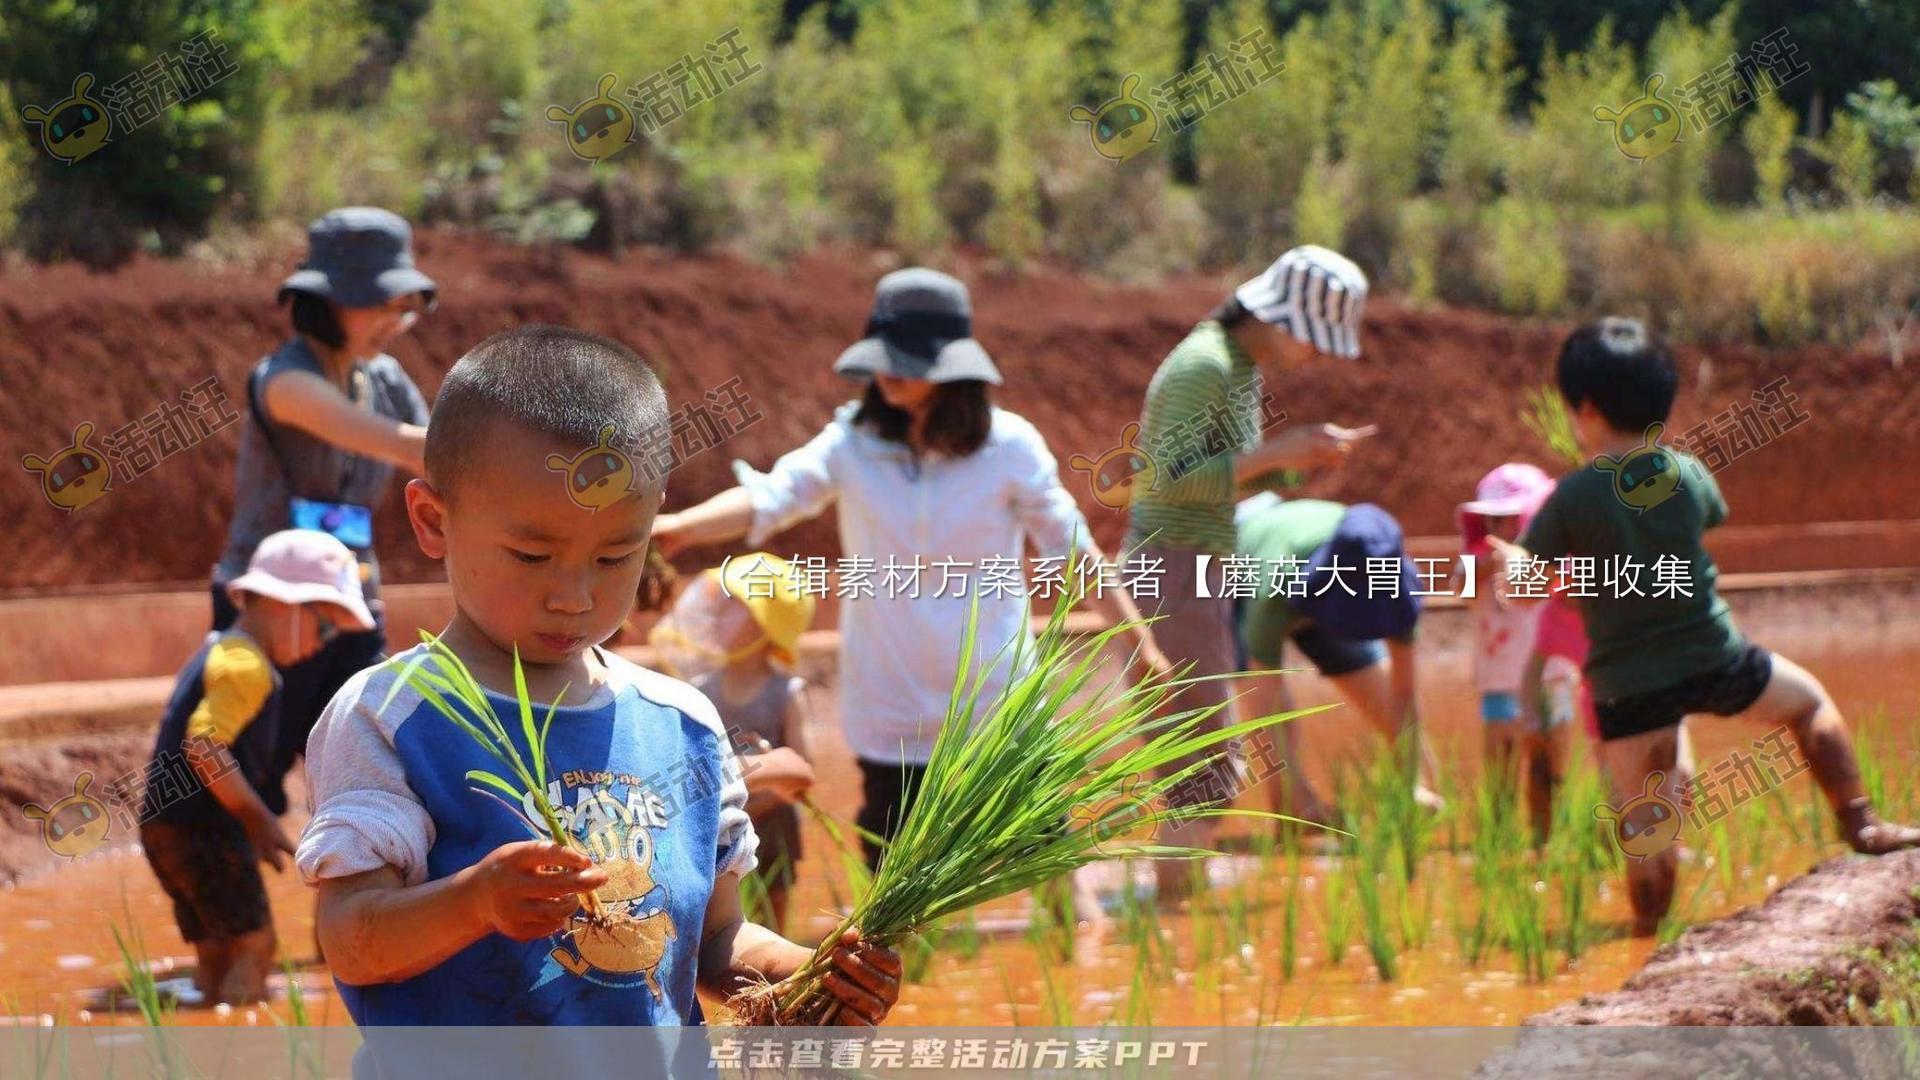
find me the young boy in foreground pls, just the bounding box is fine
[1491,317,1920,934]
[296,326,898,1025]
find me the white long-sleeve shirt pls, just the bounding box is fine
[737,402,1099,764]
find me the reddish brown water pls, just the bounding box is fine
[2,601,1915,1028]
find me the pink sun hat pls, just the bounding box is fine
[226,529,376,631]
[1457,462,1556,555]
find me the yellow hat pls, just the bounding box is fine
[707,553,816,667]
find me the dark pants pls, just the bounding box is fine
[212,582,386,816]
[856,758,930,870]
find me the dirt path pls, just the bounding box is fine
[1527,848,1920,1027]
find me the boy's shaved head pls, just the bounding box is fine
[426,325,668,499]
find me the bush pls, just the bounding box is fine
[1743,93,1798,208]
[1481,198,1567,315]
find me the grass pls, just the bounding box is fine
[1520,384,1585,470]
[108,913,187,1078]
[742,585,1320,1024]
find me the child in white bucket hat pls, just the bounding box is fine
[139,529,371,1007]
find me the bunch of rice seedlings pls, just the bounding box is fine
[1520,383,1585,468]
[735,594,1317,1024]
[382,635,612,928]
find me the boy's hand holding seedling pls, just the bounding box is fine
[463,840,611,942]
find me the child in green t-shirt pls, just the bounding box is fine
[1491,318,1919,935]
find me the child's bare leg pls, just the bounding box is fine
[193,939,232,1001]
[1524,731,1554,844]
[1734,654,1920,853]
[214,926,275,1005]
[1598,725,1685,935]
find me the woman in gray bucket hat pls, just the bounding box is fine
[210,207,437,816]
[653,268,1169,905]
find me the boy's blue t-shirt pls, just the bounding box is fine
[297,646,758,1026]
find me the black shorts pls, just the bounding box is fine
[140,814,271,943]
[1288,622,1390,678]
[1594,644,1774,742]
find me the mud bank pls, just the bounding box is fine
[7,233,1920,593]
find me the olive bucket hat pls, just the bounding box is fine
[278,207,438,309]
[832,268,1002,385]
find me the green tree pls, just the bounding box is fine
[1742,91,1796,208]
[0,0,269,263]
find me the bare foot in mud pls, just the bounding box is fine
[1839,799,1920,855]
[1846,821,1920,855]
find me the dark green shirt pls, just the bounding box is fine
[1236,499,1349,666]
[1519,451,1744,701]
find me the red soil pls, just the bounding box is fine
[4,232,1916,593]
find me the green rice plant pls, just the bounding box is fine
[381,635,605,919]
[1281,853,1301,980]
[1766,781,1806,847]
[900,932,938,984]
[1520,383,1585,469]
[1035,954,1073,1026]
[1323,868,1353,967]
[950,910,983,962]
[1351,858,1399,981]
[739,591,1324,1024]
[265,959,323,1080]
[1858,722,1888,812]
[4,994,66,1080]
[1710,816,1734,891]
[997,960,1025,1026]
[1657,868,1718,946]
[109,914,187,1079]
[1502,876,1552,982]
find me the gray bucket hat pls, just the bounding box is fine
[278,207,438,309]
[833,268,1002,385]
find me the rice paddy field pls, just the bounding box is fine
[2,587,1915,1030]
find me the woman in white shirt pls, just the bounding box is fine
[651,268,1167,869]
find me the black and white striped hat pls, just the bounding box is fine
[1233,245,1368,359]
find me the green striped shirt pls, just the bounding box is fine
[1126,321,1264,555]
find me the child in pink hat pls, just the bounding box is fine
[1458,463,1562,839]
[140,529,372,1006]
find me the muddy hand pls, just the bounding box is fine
[823,930,902,1026]
[467,840,610,942]
[248,812,297,873]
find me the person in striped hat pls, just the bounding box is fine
[1124,245,1380,899]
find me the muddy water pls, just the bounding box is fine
[2,594,1915,1027]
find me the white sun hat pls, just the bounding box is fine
[226,529,375,632]
[1234,245,1370,359]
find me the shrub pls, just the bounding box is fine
[1743,93,1798,208]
